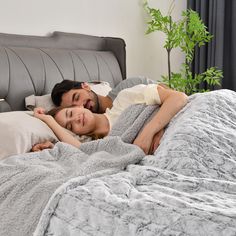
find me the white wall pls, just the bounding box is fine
[0,0,186,81]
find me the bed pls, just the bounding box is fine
[0,31,236,236]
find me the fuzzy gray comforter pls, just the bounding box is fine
[0,89,236,236]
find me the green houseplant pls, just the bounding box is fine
[144,0,223,95]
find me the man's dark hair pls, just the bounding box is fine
[51,80,83,106]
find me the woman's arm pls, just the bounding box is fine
[34,108,81,148]
[133,86,188,154]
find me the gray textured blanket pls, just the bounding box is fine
[39,90,236,236]
[1,89,236,236]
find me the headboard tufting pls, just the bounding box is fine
[0,31,126,112]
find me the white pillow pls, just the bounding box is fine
[25,81,112,112]
[89,81,112,96]
[25,94,55,112]
[0,111,92,160]
[0,111,58,159]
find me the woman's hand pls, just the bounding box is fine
[31,141,54,152]
[34,107,45,117]
[34,107,54,123]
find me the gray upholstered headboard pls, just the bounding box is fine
[0,31,126,112]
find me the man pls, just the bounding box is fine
[51,77,159,114]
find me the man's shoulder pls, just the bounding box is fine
[108,76,158,101]
[120,76,157,87]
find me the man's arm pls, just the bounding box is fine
[133,86,188,154]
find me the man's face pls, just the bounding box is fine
[61,84,100,113]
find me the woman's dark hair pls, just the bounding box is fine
[51,80,83,106]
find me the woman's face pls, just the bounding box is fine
[55,106,96,135]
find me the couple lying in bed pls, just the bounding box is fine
[32,77,188,154]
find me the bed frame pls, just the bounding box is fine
[0,31,126,112]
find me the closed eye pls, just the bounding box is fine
[73,93,80,102]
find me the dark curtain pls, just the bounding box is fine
[188,0,236,91]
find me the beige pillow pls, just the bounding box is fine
[0,111,58,159]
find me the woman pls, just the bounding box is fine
[33,84,188,154]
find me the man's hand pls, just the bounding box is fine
[133,123,156,154]
[31,141,54,152]
[133,128,165,155]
